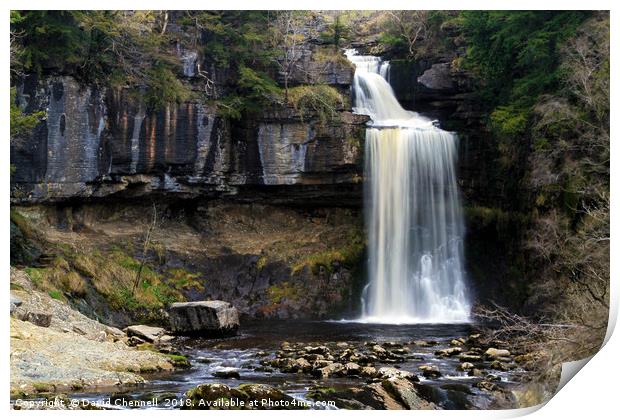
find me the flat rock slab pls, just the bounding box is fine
[125,325,166,343]
[169,300,239,337]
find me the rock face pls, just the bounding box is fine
[169,301,239,337]
[11,42,365,206]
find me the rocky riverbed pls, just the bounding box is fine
[10,266,534,410]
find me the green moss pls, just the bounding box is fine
[292,230,365,275]
[256,256,267,271]
[48,290,63,300]
[267,282,300,304]
[287,85,344,125]
[32,382,53,393]
[163,353,191,368]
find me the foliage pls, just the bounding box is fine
[143,64,192,110]
[11,11,189,111]
[460,11,590,115]
[287,85,343,125]
[10,88,44,145]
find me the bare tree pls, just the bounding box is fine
[270,11,306,99]
[132,202,158,296]
[386,11,428,58]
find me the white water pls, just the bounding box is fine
[345,49,470,324]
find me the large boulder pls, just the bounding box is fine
[169,301,239,337]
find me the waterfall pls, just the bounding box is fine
[345,49,470,323]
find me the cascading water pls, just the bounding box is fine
[345,49,470,323]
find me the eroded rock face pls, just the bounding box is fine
[11,69,366,206]
[169,300,239,337]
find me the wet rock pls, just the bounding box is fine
[169,301,239,337]
[184,382,298,410]
[390,347,410,355]
[419,365,441,379]
[468,368,484,377]
[125,325,166,343]
[212,369,241,379]
[382,377,435,409]
[411,340,433,347]
[303,345,330,355]
[360,366,378,378]
[336,342,349,348]
[344,362,361,375]
[441,383,474,395]
[490,360,509,371]
[458,362,475,371]
[484,348,511,360]
[459,353,482,363]
[435,347,462,357]
[371,345,387,354]
[293,357,312,372]
[475,380,499,392]
[378,367,418,381]
[313,362,344,378]
[449,339,464,347]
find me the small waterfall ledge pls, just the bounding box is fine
[345,49,471,324]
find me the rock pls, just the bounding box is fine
[360,366,378,378]
[449,339,463,347]
[382,377,435,409]
[21,311,52,327]
[212,369,241,379]
[156,334,175,344]
[303,345,330,355]
[336,342,349,348]
[184,382,297,410]
[125,325,166,343]
[104,326,125,338]
[313,362,344,378]
[371,345,387,354]
[490,360,509,371]
[10,317,175,396]
[344,362,361,375]
[459,353,482,363]
[127,336,146,346]
[169,301,239,337]
[292,358,312,372]
[435,347,462,357]
[378,367,418,381]
[475,380,499,392]
[484,348,511,359]
[419,365,441,379]
[417,63,454,91]
[238,383,295,403]
[458,362,475,371]
[10,294,23,315]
